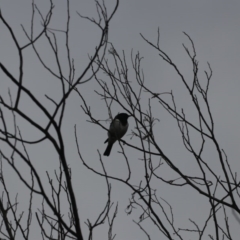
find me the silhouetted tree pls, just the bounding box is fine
[0,1,239,240]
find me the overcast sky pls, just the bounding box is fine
[1,0,240,239]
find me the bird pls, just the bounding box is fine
[103,113,131,156]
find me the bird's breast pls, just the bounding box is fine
[109,119,128,140]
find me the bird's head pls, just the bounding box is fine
[114,113,131,125]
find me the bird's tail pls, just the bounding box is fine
[104,142,113,156]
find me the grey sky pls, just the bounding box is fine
[1,0,240,239]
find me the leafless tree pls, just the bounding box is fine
[77,30,240,239]
[0,0,119,239]
[1,0,239,240]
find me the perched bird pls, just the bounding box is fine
[104,113,131,156]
